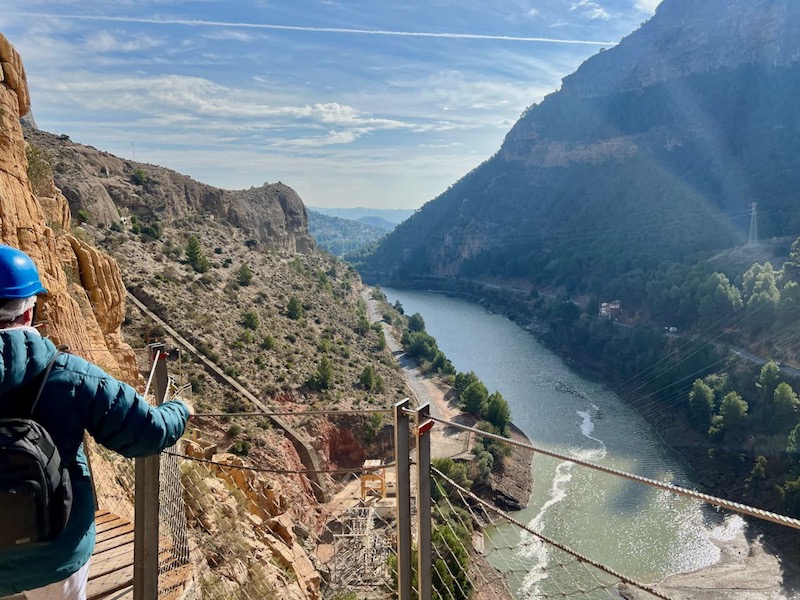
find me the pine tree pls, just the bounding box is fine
[236,263,253,286]
[186,235,210,273]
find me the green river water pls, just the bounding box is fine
[384,288,744,599]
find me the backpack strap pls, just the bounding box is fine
[1,353,59,419]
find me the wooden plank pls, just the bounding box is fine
[88,551,174,600]
[95,512,120,526]
[88,510,191,600]
[88,546,135,581]
[96,517,129,535]
[87,575,133,600]
[94,528,134,554]
[96,524,134,545]
[88,511,134,600]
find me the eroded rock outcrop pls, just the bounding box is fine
[0,32,138,381]
[182,446,322,600]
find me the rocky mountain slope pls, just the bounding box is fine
[0,33,138,380]
[24,122,408,599]
[361,0,800,296]
[23,127,315,254]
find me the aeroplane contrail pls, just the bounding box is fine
[9,12,616,46]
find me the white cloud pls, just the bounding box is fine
[270,130,363,147]
[570,0,611,20]
[633,0,662,13]
[201,29,261,43]
[84,30,164,53]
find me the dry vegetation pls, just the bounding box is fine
[80,213,408,493]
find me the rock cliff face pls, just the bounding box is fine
[502,0,800,165]
[560,0,800,99]
[23,128,316,254]
[0,33,138,381]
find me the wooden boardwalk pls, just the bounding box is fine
[87,511,193,600]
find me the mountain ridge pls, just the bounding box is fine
[361,0,800,297]
[23,126,315,254]
[560,0,800,99]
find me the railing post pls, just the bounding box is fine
[134,343,167,600]
[416,404,433,600]
[394,399,412,600]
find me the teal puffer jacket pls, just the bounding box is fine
[0,328,190,595]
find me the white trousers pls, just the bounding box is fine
[2,561,90,600]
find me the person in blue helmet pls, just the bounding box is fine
[0,245,192,600]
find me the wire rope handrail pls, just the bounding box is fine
[193,408,393,417]
[424,414,800,532]
[163,450,396,476]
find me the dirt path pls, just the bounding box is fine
[364,291,471,459]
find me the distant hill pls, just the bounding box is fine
[309,206,413,225]
[357,216,396,231]
[307,210,388,256]
[360,0,800,299]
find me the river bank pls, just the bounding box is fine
[619,519,800,600]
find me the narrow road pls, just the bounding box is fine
[461,276,800,377]
[363,290,471,459]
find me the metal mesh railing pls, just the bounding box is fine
[324,505,397,598]
[169,412,400,600]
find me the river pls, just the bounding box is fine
[382,288,744,599]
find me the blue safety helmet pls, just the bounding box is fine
[0,244,48,299]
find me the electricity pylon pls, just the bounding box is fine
[748,202,758,246]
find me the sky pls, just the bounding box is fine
[1,0,662,210]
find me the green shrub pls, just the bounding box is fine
[131,168,149,186]
[237,263,254,286]
[140,222,161,241]
[242,310,259,330]
[26,144,52,196]
[286,296,303,319]
[229,441,250,456]
[76,209,91,224]
[186,235,211,273]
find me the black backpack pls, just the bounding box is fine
[0,355,72,550]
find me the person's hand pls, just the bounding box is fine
[182,400,195,419]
